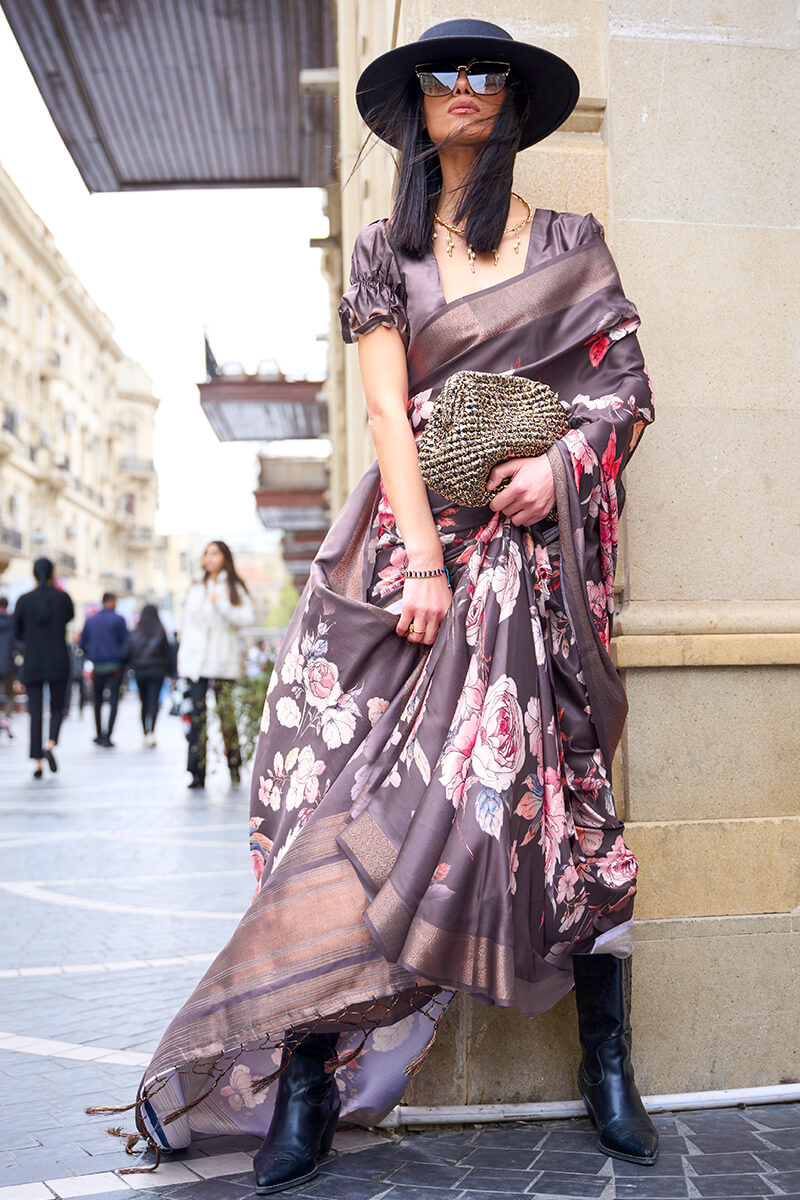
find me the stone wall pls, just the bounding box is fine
[332,0,800,1100]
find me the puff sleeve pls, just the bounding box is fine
[338,219,408,346]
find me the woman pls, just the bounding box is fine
[100,20,657,1190]
[177,540,254,787]
[13,557,74,779]
[129,604,172,747]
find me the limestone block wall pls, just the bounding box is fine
[333,0,800,1101]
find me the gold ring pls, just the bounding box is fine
[407,623,416,635]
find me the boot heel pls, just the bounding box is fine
[319,1098,339,1158]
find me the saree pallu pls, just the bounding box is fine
[119,231,654,1158]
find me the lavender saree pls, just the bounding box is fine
[119,210,654,1160]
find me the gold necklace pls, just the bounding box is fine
[432,192,532,273]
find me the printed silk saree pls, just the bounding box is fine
[105,213,654,1159]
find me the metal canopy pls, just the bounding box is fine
[0,0,336,191]
[199,377,327,441]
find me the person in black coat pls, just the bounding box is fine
[0,595,16,738]
[128,604,172,746]
[13,558,74,778]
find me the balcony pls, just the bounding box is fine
[38,347,64,380]
[118,456,156,478]
[125,524,153,548]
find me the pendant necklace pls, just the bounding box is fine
[432,192,532,273]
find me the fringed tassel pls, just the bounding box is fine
[403,999,449,1079]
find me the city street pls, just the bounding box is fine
[1,695,799,1200]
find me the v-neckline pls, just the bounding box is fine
[429,206,541,312]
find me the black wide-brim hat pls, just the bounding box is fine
[356,19,580,151]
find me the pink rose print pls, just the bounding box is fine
[280,639,304,685]
[440,711,480,810]
[509,840,519,896]
[489,543,522,621]
[286,745,326,812]
[555,859,581,904]
[563,428,596,487]
[258,773,282,812]
[541,766,567,885]
[303,657,342,711]
[465,574,491,647]
[367,696,389,726]
[524,696,542,759]
[432,862,450,883]
[596,835,638,888]
[600,427,623,484]
[220,1064,263,1112]
[321,693,359,749]
[472,675,525,793]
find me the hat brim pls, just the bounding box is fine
[355,34,580,151]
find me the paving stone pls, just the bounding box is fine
[526,1171,607,1197]
[385,1161,470,1188]
[612,1178,689,1198]
[459,1148,540,1170]
[751,1149,800,1172]
[685,1153,767,1176]
[688,1177,773,1198]
[612,1155,685,1177]
[743,1104,800,1130]
[457,1167,540,1191]
[303,1175,394,1199]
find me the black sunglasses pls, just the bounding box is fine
[415,60,511,98]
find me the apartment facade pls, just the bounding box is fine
[0,163,159,616]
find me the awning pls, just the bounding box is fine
[0,0,336,191]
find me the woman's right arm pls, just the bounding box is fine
[357,325,451,646]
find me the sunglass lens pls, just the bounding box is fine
[466,62,509,94]
[418,69,459,96]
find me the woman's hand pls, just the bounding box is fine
[487,455,556,525]
[396,574,452,646]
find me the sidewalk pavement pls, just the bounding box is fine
[1,694,798,1200]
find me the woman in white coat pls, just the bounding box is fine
[178,540,254,787]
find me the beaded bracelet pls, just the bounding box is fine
[403,565,450,583]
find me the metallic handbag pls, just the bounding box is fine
[417,369,570,506]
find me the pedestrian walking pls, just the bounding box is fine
[128,604,172,747]
[12,558,74,777]
[0,596,16,738]
[102,21,658,1190]
[177,540,254,788]
[80,592,128,747]
[65,630,87,717]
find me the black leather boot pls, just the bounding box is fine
[573,954,659,1165]
[254,1030,340,1195]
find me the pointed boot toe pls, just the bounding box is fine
[254,1148,321,1194]
[596,1116,659,1165]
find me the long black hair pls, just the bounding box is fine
[136,603,166,642]
[30,557,55,622]
[203,540,249,607]
[359,71,530,259]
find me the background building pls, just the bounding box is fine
[0,162,160,616]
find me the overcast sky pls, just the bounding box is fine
[0,10,331,541]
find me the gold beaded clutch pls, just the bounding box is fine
[417,370,570,507]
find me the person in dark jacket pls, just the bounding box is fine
[13,558,74,777]
[0,595,16,738]
[129,604,172,746]
[80,592,129,747]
